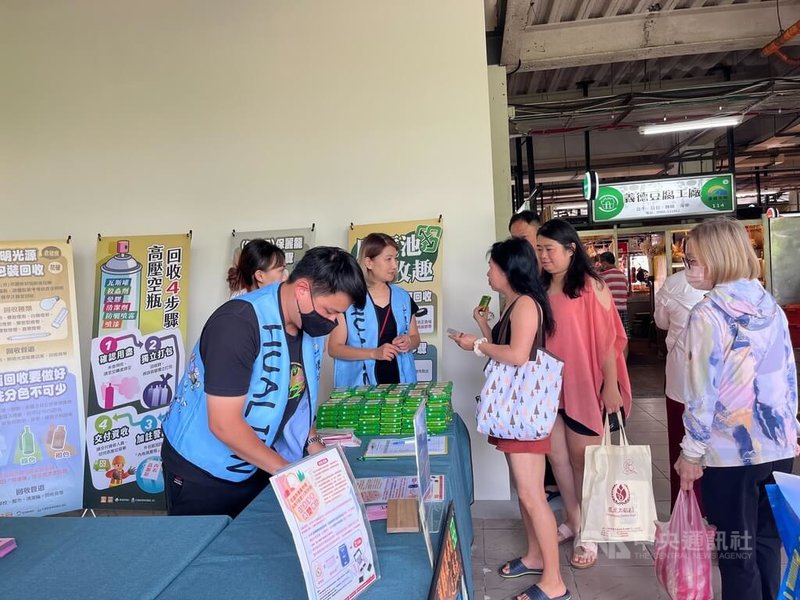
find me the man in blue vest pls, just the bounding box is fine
[161,246,366,517]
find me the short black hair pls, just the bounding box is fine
[597,252,616,266]
[289,247,367,308]
[508,210,540,230]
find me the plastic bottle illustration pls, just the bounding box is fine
[98,240,142,332]
[21,426,35,456]
[51,425,67,451]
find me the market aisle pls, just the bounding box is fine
[471,389,724,599]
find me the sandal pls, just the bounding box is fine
[515,583,572,600]
[498,557,543,579]
[545,489,561,503]
[556,523,575,544]
[570,538,597,569]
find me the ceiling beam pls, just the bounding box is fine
[509,74,728,105]
[501,1,800,72]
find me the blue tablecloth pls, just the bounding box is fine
[0,514,231,600]
[158,416,475,600]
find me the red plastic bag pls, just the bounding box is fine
[654,489,716,600]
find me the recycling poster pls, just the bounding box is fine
[0,241,86,517]
[84,234,190,510]
[349,219,444,381]
[230,227,315,277]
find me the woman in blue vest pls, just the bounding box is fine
[329,233,420,386]
[227,239,287,299]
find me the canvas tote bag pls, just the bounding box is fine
[476,298,564,440]
[581,418,658,543]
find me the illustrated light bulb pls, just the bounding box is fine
[40,296,60,311]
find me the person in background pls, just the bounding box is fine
[510,212,560,502]
[329,233,420,386]
[449,237,569,600]
[162,247,366,517]
[653,264,705,507]
[675,218,798,600]
[536,219,632,570]
[227,239,287,298]
[509,210,540,247]
[596,252,630,338]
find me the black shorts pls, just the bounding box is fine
[557,409,626,437]
[161,437,270,518]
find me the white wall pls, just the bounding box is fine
[0,0,510,500]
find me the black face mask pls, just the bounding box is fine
[297,290,338,337]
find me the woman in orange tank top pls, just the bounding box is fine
[536,219,631,570]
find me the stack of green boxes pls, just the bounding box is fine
[315,381,454,436]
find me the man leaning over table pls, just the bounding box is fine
[161,247,367,517]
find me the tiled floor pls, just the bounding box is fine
[471,343,718,600]
[471,399,692,600]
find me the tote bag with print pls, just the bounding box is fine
[581,419,658,543]
[475,301,564,440]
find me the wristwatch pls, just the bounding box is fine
[306,435,325,447]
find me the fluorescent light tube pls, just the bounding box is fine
[639,116,743,135]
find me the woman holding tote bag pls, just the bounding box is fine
[536,219,632,569]
[675,218,798,600]
[450,238,570,600]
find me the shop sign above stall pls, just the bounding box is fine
[591,174,734,223]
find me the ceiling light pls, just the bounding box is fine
[639,116,743,135]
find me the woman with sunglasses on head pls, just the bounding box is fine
[675,218,798,600]
[535,219,631,570]
[227,239,288,298]
[329,233,420,386]
[450,237,569,600]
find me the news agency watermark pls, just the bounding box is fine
[595,531,753,561]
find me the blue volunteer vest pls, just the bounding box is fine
[162,283,323,482]
[333,284,417,387]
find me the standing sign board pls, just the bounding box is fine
[591,174,735,223]
[84,234,190,510]
[273,447,379,600]
[0,241,86,516]
[229,228,315,289]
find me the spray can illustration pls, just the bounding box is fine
[98,240,142,332]
[21,426,35,456]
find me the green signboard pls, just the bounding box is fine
[591,174,735,223]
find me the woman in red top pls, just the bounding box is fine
[450,238,569,600]
[536,219,632,569]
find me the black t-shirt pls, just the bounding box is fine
[372,296,419,385]
[198,291,307,445]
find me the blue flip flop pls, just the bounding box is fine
[515,583,572,600]
[498,557,543,579]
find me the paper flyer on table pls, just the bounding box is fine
[363,436,447,459]
[273,447,379,600]
[356,474,445,504]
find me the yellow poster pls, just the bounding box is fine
[85,233,191,510]
[0,240,86,516]
[349,219,443,381]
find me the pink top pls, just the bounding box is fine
[547,277,632,434]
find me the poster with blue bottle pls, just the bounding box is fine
[0,240,86,516]
[84,233,190,510]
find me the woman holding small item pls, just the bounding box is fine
[450,237,570,600]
